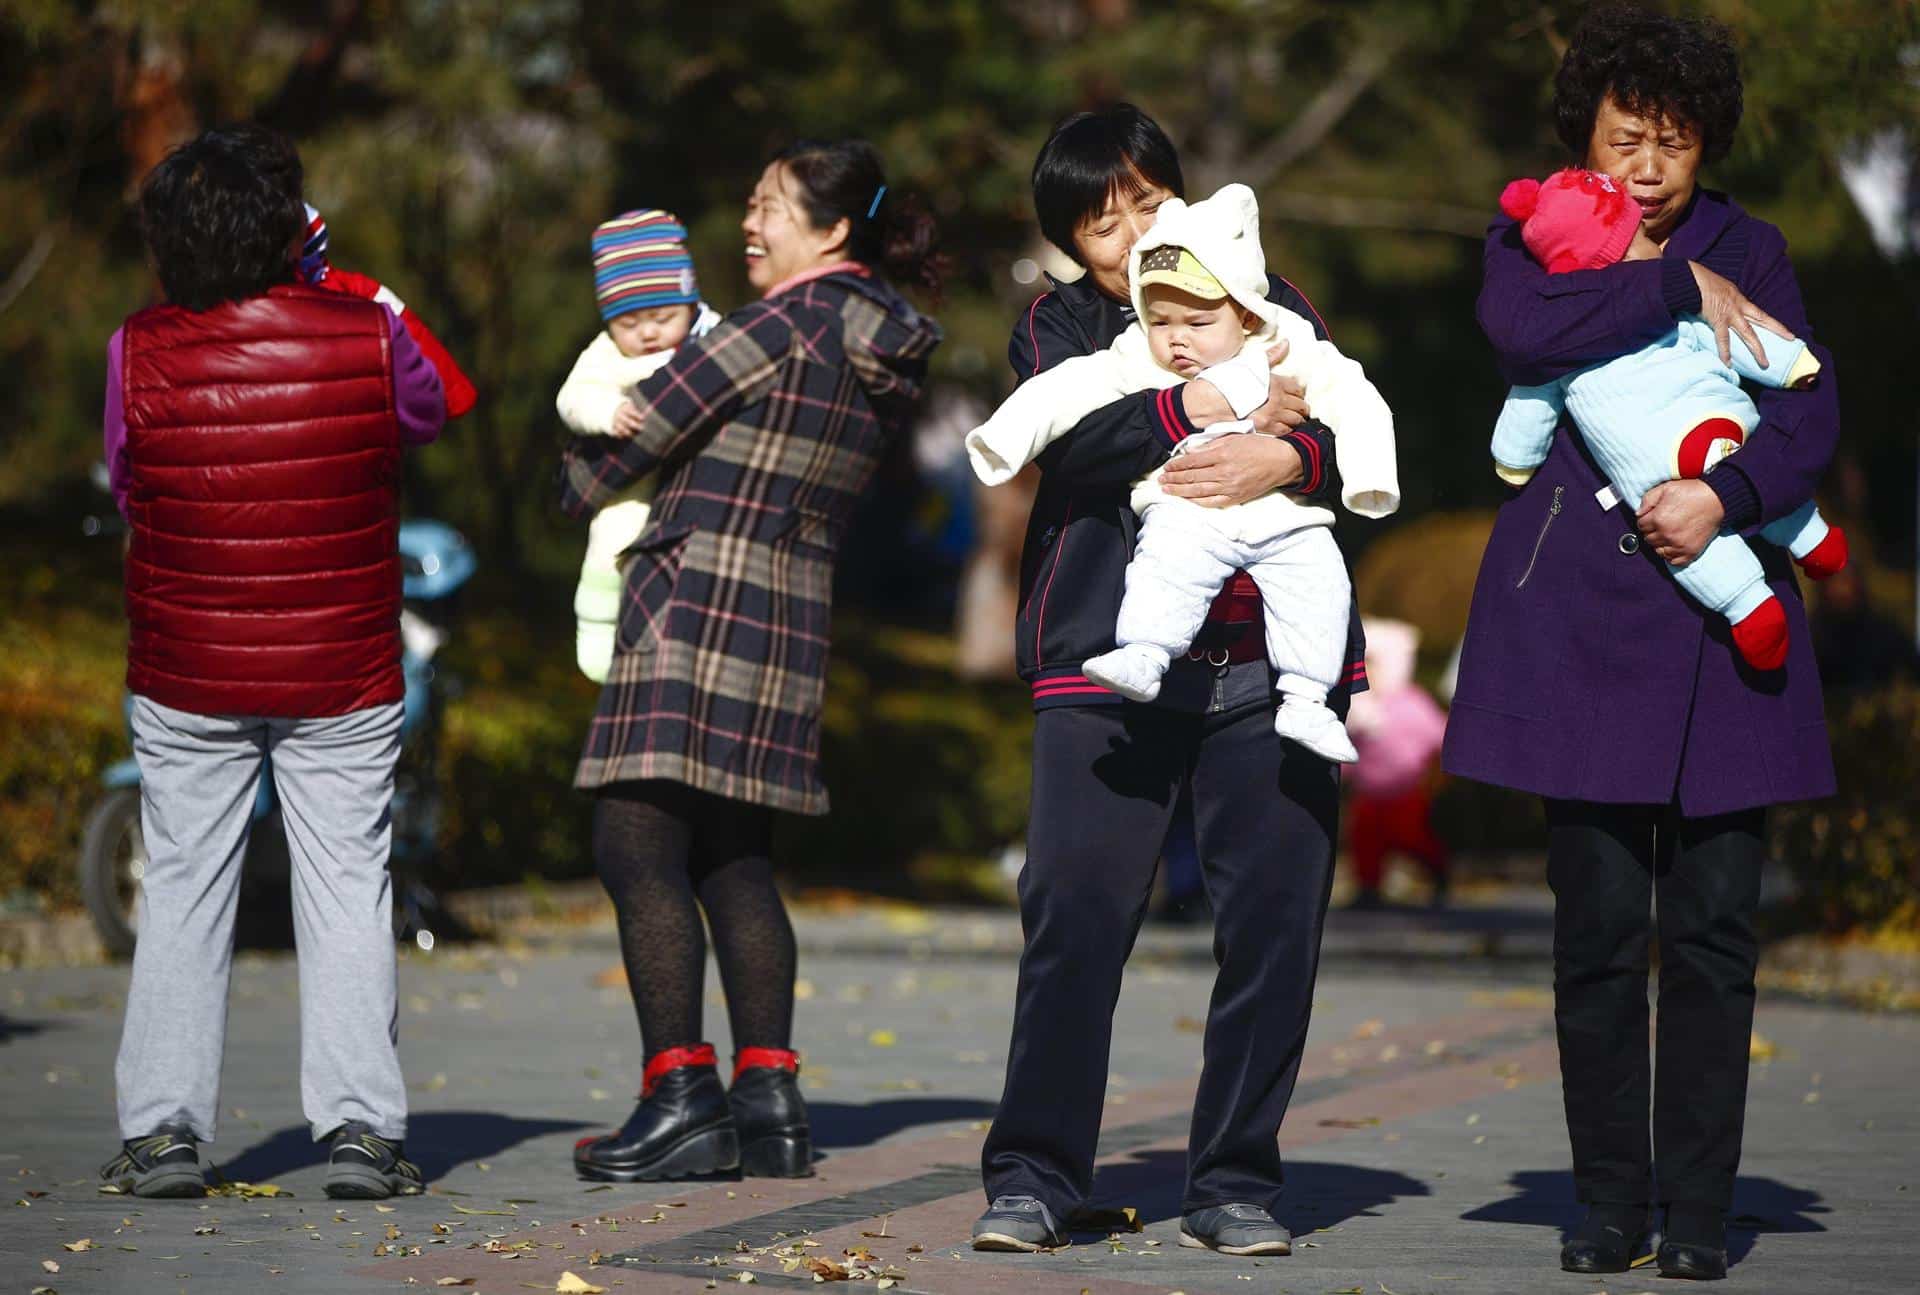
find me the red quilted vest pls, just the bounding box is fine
[121,283,403,718]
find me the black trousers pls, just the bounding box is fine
[982,696,1340,1219]
[1545,799,1766,1212]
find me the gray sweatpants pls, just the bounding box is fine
[115,695,408,1144]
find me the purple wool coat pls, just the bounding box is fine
[1442,189,1838,816]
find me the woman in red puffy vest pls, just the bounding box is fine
[99,124,445,1202]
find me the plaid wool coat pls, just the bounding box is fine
[560,267,941,814]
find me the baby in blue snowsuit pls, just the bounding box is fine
[1490,169,1847,671]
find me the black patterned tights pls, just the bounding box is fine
[592,781,795,1058]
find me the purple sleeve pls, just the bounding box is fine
[388,307,446,446]
[104,327,128,517]
[1712,226,1839,528]
[1476,217,1699,387]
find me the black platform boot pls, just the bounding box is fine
[1560,1202,1651,1273]
[574,1044,740,1182]
[729,1047,813,1177]
[1659,1204,1729,1280]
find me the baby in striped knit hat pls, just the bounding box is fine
[558,209,721,682]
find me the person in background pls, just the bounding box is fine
[100,123,445,1200]
[1344,618,1449,910]
[1809,561,1920,697]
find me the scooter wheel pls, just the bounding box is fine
[79,786,146,959]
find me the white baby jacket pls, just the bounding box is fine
[966,184,1399,535]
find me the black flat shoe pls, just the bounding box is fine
[729,1048,813,1178]
[1559,1204,1650,1274]
[1659,1205,1729,1280]
[575,1044,739,1182]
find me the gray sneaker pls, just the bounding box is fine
[1179,1203,1292,1256]
[100,1124,206,1198]
[325,1121,424,1199]
[971,1194,1068,1251]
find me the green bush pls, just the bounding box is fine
[788,618,1033,887]
[1770,682,1920,934]
[0,601,128,908]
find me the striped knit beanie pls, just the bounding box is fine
[591,209,699,321]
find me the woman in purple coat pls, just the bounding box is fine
[1443,7,1836,1282]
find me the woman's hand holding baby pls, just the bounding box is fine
[1160,435,1304,508]
[1637,478,1724,566]
[1689,261,1789,369]
[611,400,645,437]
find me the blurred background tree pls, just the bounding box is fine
[3,0,1916,919]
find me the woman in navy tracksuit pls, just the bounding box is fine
[974,104,1365,1258]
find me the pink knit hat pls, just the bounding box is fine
[1499,168,1641,274]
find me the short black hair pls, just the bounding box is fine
[1554,4,1743,165]
[1031,103,1184,262]
[138,124,306,312]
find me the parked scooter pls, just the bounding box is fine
[78,475,476,957]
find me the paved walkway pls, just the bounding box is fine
[4,918,1916,1294]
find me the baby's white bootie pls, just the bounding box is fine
[1083,643,1172,703]
[1274,698,1359,764]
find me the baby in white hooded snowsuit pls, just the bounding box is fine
[967,184,1400,763]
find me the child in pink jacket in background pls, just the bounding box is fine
[1345,618,1449,909]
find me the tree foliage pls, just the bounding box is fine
[2,0,1915,578]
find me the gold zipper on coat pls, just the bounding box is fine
[1515,485,1564,590]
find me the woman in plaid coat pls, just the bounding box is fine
[562,139,942,1183]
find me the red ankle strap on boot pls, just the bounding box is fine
[642,1043,718,1096]
[734,1047,801,1080]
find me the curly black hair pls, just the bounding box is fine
[1554,4,1743,165]
[138,124,305,312]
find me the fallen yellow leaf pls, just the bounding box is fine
[557,1272,607,1294]
[207,1179,288,1198]
[867,1029,896,1048]
[436,1279,476,1288]
[63,1239,94,1252]
[41,1259,60,1273]
[448,1203,518,1216]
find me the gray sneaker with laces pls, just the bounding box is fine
[325,1121,424,1199]
[1180,1202,1292,1256]
[971,1194,1067,1251]
[100,1123,206,1198]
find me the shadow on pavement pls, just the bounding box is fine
[213,1111,593,1183]
[1464,1169,1830,1265]
[810,1096,998,1152]
[0,1013,53,1044]
[1081,1149,1431,1232]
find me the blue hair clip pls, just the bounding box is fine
[867,185,887,219]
